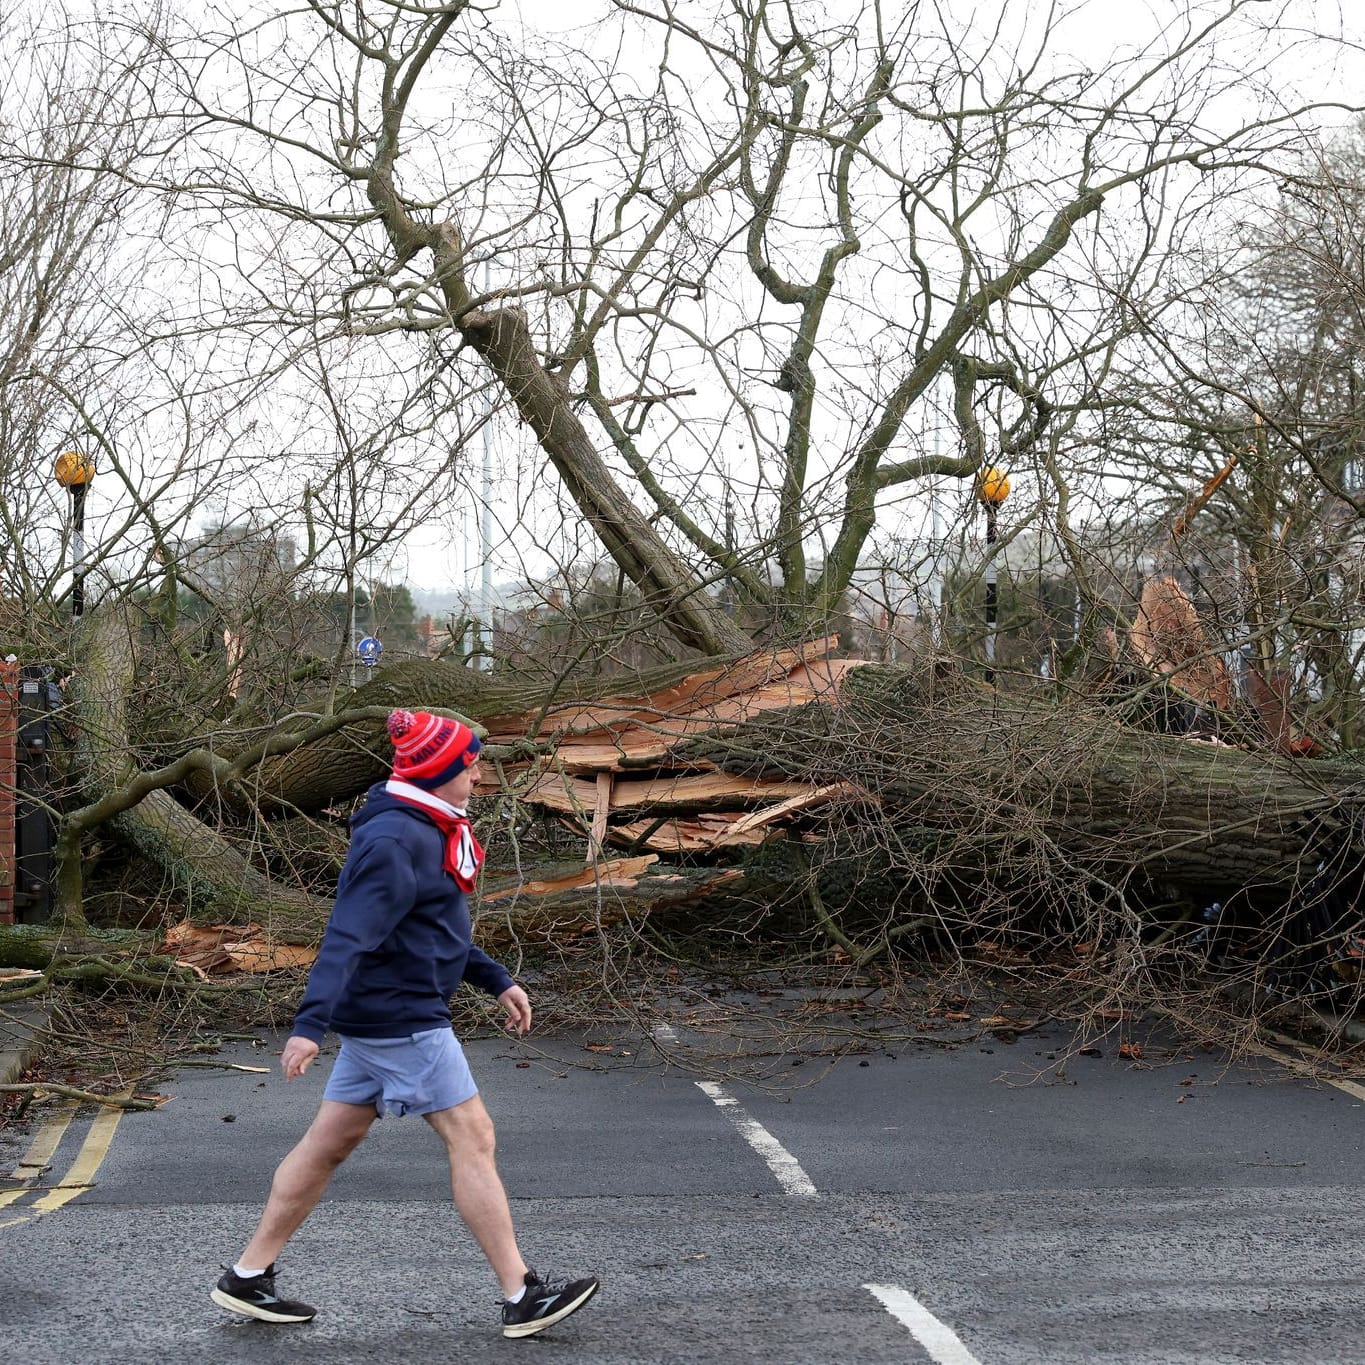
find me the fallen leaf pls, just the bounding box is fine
[1119,1042,1145,1060]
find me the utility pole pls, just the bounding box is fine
[925,380,947,644]
[928,477,943,635]
[477,260,495,671]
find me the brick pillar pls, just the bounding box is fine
[0,660,17,925]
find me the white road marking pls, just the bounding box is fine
[864,1283,984,1364]
[652,1024,817,1197]
[694,1079,818,1197]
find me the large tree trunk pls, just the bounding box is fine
[699,665,1356,905]
[457,301,753,658]
[70,609,329,931]
[226,660,501,816]
[182,652,742,816]
[261,652,1361,905]
[59,622,1365,940]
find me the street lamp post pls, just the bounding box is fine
[976,465,1011,685]
[53,450,96,618]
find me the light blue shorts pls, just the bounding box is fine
[322,1027,477,1118]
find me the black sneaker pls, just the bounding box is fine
[501,1267,599,1338]
[211,1264,317,1323]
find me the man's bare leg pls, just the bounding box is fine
[237,1099,376,1268]
[424,1095,528,1297]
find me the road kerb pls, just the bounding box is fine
[0,1002,47,1087]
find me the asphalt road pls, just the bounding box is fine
[1,1016,1363,1364]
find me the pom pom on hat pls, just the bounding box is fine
[388,709,417,741]
[387,708,481,790]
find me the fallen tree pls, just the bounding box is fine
[66,631,1365,907]
[5,617,1363,1030]
[5,627,1359,1064]
[5,5,1365,1067]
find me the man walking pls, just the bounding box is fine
[210,708,599,1339]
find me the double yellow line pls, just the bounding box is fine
[0,1092,130,1229]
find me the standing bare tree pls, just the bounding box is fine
[1092,114,1365,746]
[124,0,1354,660]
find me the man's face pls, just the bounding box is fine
[435,757,482,810]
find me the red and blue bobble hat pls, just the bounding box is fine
[387,709,482,790]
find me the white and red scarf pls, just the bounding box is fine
[385,779,484,892]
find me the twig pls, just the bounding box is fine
[0,1182,96,1192]
[798,850,884,968]
[167,1061,271,1072]
[0,1083,158,1111]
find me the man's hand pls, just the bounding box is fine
[280,1035,320,1080]
[498,984,533,1036]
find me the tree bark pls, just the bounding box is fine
[0,925,152,970]
[689,665,1359,904]
[69,609,329,931]
[62,622,1365,936]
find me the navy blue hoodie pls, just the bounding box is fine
[292,784,514,1044]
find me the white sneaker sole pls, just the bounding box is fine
[502,1281,600,1338]
[210,1287,317,1323]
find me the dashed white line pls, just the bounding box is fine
[694,1079,818,1197]
[653,1024,817,1197]
[657,1027,983,1355]
[864,1283,983,1365]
